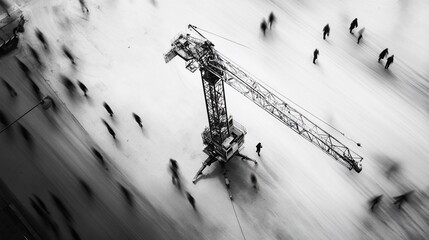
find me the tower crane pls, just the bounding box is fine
[164,25,362,190]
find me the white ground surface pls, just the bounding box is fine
[1,0,429,239]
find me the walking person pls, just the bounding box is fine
[368,194,383,212]
[102,119,116,139]
[313,49,319,64]
[50,192,73,222]
[15,57,31,78]
[349,18,358,33]
[268,12,276,29]
[393,190,414,209]
[77,80,88,96]
[170,158,180,185]
[250,173,258,189]
[385,55,394,69]
[256,142,262,156]
[378,48,389,62]
[0,110,9,126]
[357,27,365,44]
[62,46,76,65]
[91,147,108,169]
[186,192,196,209]
[103,102,114,117]
[132,113,143,128]
[78,0,89,13]
[323,24,330,40]
[35,29,48,50]
[28,45,42,66]
[260,19,268,36]
[119,184,133,206]
[2,78,17,97]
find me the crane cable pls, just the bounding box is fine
[230,196,247,240]
[190,25,252,50]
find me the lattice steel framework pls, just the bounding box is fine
[164,26,363,172]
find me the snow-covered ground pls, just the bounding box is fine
[2,0,429,239]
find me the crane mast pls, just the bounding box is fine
[164,25,362,180]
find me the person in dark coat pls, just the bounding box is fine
[62,46,76,65]
[393,190,414,209]
[186,192,196,209]
[78,0,89,13]
[91,147,107,169]
[132,113,143,128]
[256,142,262,156]
[35,29,48,50]
[18,124,32,142]
[385,55,394,69]
[28,45,42,66]
[313,49,319,64]
[103,102,114,117]
[349,18,358,33]
[250,173,257,189]
[33,195,49,215]
[0,110,9,126]
[69,225,81,240]
[61,76,76,94]
[378,48,389,62]
[368,194,383,212]
[102,119,116,139]
[15,57,31,78]
[50,192,73,222]
[268,12,276,29]
[77,80,88,96]
[357,27,365,44]
[29,78,42,100]
[260,19,268,36]
[323,24,330,40]
[170,158,180,185]
[119,184,133,206]
[2,79,17,97]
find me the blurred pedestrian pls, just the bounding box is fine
[357,27,365,44]
[1,78,17,97]
[78,178,93,198]
[29,78,42,100]
[260,19,267,36]
[170,158,179,185]
[77,80,88,96]
[69,225,81,240]
[61,75,76,94]
[28,45,42,66]
[15,57,30,78]
[378,48,389,62]
[132,113,143,128]
[393,190,414,209]
[186,192,196,209]
[62,46,76,65]
[323,24,330,40]
[18,124,32,142]
[349,18,358,33]
[91,147,107,169]
[33,195,49,215]
[102,119,116,139]
[385,55,394,69]
[35,28,48,50]
[0,110,9,126]
[119,184,133,206]
[103,102,114,117]
[313,49,319,64]
[368,194,383,212]
[256,142,262,156]
[250,173,257,189]
[268,12,276,29]
[78,0,89,13]
[50,192,73,222]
